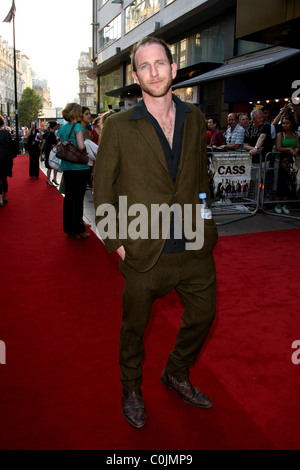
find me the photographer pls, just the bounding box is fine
[272,101,299,133]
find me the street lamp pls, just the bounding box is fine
[3,1,19,149]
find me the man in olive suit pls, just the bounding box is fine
[93,37,218,429]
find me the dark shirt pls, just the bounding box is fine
[244,121,273,159]
[129,94,192,252]
[0,129,13,162]
[209,128,225,147]
[43,131,57,158]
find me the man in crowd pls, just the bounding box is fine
[93,36,218,429]
[239,113,250,130]
[220,113,245,151]
[244,109,273,162]
[262,106,276,142]
[207,117,225,148]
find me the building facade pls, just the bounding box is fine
[0,36,31,128]
[89,0,300,127]
[0,34,63,132]
[32,76,52,108]
[78,48,97,115]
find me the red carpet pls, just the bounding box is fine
[1,156,300,450]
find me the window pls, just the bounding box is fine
[236,39,271,56]
[99,14,121,50]
[98,0,109,8]
[125,63,134,85]
[125,0,160,34]
[99,68,121,111]
[165,0,175,5]
[170,21,227,69]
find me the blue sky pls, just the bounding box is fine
[1,0,92,107]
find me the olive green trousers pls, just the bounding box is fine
[119,250,216,391]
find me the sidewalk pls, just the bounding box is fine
[40,159,300,239]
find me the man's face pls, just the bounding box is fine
[207,119,215,130]
[253,112,264,127]
[262,109,271,121]
[227,114,237,130]
[133,43,177,98]
[240,114,249,128]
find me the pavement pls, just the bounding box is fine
[40,160,300,239]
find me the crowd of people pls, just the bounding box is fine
[0,106,116,223]
[0,115,17,206]
[207,102,299,157]
[41,105,116,239]
[1,96,299,217]
[206,103,300,213]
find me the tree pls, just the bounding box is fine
[18,87,43,127]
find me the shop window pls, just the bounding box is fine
[99,68,121,111]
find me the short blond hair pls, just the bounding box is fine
[100,110,116,129]
[92,115,101,128]
[131,36,173,72]
[62,103,82,122]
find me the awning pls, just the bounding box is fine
[173,47,300,89]
[105,83,141,98]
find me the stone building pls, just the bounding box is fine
[78,48,97,115]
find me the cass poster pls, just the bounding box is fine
[208,153,252,201]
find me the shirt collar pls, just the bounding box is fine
[129,93,192,121]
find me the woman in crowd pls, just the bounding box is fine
[26,122,42,179]
[88,111,116,190]
[81,107,93,188]
[275,115,299,214]
[92,110,116,146]
[43,121,59,186]
[0,115,14,206]
[91,115,101,145]
[81,107,93,140]
[57,103,90,240]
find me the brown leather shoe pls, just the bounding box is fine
[161,369,212,408]
[122,388,146,429]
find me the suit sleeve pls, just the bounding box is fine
[93,117,121,252]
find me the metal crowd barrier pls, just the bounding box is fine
[207,150,261,226]
[261,151,300,220]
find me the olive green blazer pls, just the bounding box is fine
[93,98,218,272]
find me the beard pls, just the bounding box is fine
[137,73,173,98]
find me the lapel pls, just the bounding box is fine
[130,97,195,187]
[175,111,195,185]
[137,118,174,185]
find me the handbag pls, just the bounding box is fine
[49,146,62,172]
[56,123,88,164]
